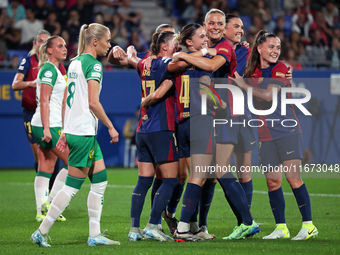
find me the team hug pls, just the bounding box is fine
[11,7,318,248]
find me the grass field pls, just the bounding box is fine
[1,168,339,255]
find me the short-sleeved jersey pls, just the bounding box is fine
[250,61,302,141]
[235,44,251,77]
[31,62,67,127]
[212,38,237,117]
[17,54,67,110]
[211,38,237,79]
[235,44,252,119]
[137,57,175,133]
[175,64,213,121]
[64,54,103,136]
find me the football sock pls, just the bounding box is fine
[149,178,178,225]
[166,183,184,217]
[179,183,202,224]
[199,180,216,227]
[219,172,252,225]
[48,167,68,204]
[190,204,199,224]
[268,186,286,224]
[39,175,85,235]
[240,179,253,208]
[88,170,108,237]
[49,159,60,190]
[292,183,312,222]
[225,193,243,226]
[131,176,153,228]
[151,178,162,207]
[34,171,52,214]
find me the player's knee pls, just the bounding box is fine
[266,178,281,192]
[286,178,303,189]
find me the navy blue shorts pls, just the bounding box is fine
[177,118,190,158]
[136,131,179,164]
[259,134,303,167]
[215,116,238,145]
[190,115,214,155]
[23,108,37,144]
[233,116,257,152]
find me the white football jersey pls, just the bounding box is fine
[63,54,103,136]
[31,62,67,127]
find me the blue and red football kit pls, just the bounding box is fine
[136,57,178,163]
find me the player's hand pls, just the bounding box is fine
[56,133,67,152]
[286,66,292,81]
[109,127,119,144]
[112,46,127,60]
[207,48,217,56]
[42,128,52,143]
[127,46,137,59]
[143,55,156,70]
[230,71,246,90]
[240,41,250,48]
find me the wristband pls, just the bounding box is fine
[201,48,208,56]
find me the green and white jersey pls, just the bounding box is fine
[31,62,67,127]
[64,54,103,136]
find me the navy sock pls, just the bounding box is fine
[199,180,216,227]
[179,183,202,224]
[225,193,243,226]
[167,183,184,214]
[151,178,162,207]
[292,183,312,222]
[49,159,60,190]
[149,178,178,224]
[190,204,199,223]
[219,172,252,225]
[240,180,253,209]
[131,176,153,227]
[268,187,286,224]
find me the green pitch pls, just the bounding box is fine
[0,168,339,254]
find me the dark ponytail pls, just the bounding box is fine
[149,31,175,56]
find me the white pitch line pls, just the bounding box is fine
[6,182,340,197]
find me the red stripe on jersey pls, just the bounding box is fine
[205,132,213,154]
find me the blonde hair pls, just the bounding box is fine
[38,35,61,69]
[28,30,51,56]
[204,8,225,23]
[76,23,110,58]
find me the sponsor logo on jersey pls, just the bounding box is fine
[42,77,52,83]
[18,66,24,70]
[93,64,102,72]
[275,72,285,78]
[91,72,101,78]
[44,71,53,78]
[142,69,150,76]
[219,48,229,53]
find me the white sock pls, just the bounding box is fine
[34,176,50,214]
[177,222,190,233]
[40,185,79,235]
[303,221,312,225]
[48,168,68,204]
[88,181,107,237]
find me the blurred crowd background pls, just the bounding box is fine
[0,0,339,70]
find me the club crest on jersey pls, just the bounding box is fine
[258,77,264,83]
[44,71,53,78]
[93,64,102,72]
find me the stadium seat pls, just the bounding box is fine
[7,50,29,64]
